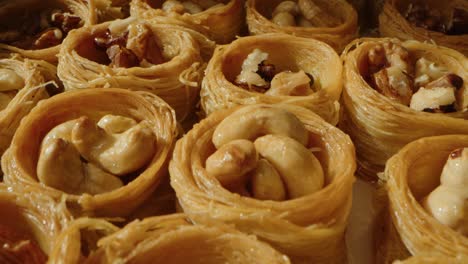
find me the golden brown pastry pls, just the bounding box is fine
[2,88,177,217]
[0,54,60,167]
[340,38,468,180]
[379,0,468,56]
[130,0,244,44]
[58,17,214,120]
[378,135,468,263]
[0,184,71,263]
[201,34,342,124]
[0,0,96,62]
[394,255,468,264]
[246,0,358,52]
[50,214,291,263]
[170,104,356,263]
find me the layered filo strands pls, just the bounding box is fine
[201,34,342,125]
[58,17,215,120]
[2,88,178,217]
[0,0,97,62]
[394,255,468,264]
[379,0,468,56]
[0,184,72,263]
[170,104,356,263]
[246,0,358,52]
[378,135,468,263]
[340,38,468,180]
[130,0,244,44]
[50,214,291,264]
[0,55,60,163]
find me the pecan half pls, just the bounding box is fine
[33,28,63,49]
[51,11,82,33]
[256,61,276,82]
[106,44,139,68]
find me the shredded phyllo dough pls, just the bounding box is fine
[161,0,224,14]
[235,48,315,96]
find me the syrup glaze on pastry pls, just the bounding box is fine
[365,40,466,113]
[0,224,47,264]
[150,0,225,14]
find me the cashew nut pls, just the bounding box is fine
[254,134,324,198]
[37,138,123,195]
[205,139,258,187]
[162,0,185,13]
[266,70,313,96]
[212,106,309,148]
[249,159,286,201]
[71,116,156,176]
[0,69,24,92]
[272,12,296,27]
[182,1,204,14]
[97,114,137,134]
[423,148,468,235]
[272,1,299,17]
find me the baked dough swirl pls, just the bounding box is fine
[130,0,244,44]
[50,214,291,263]
[0,184,71,263]
[379,0,468,56]
[0,55,59,167]
[246,0,358,52]
[379,135,468,262]
[170,104,356,263]
[57,17,214,120]
[200,34,342,125]
[341,38,468,180]
[2,88,177,217]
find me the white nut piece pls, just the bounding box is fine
[414,57,448,88]
[162,0,185,13]
[0,69,24,92]
[254,134,324,198]
[266,70,313,96]
[37,138,123,195]
[409,87,455,111]
[212,106,309,148]
[71,116,156,176]
[235,49,269,87]
[250,159,286,201]
[97,114,138,134]
[440,148,468,187]
[205,139,258,187]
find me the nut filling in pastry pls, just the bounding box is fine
[270,0,342,27]
[422,147,468,236]
[0,4,83,50]
[365,41,467,113]
[79,21,165,68]
[36,114,156,195]
[150,0,226,15]
[205,107,324,200]
[235,49,317,96]
[403,2,468,35]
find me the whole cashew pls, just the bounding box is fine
[71,116,156,176]
[254,134,324,198]
[97,114,137,134]
[441,148,468,187]
[205,139,258,187]
[37,138,123,195]
[250,159,286,201]
[266,70,313,96]
[212,106,309,148]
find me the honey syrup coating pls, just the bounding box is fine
[234,48,316,96]
[159,0,225,14]
[37,114,156,195]
[205,107,324,200]
[365,40,466,113]
[422,147,468,235]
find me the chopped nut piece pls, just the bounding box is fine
[425,74,464,90]
[94,30,128,49]
[51,11,82,33]
[256,61,276,82]
[33,28,63,49]
[410,87,456,112]
[404,3,447,33]
[414,57,449,88]
[372,66,413,105]
[236,49,269,87]
[298,0,340,27]
[267,70,313,96]
[106,44,139,68]
[126,24,164,65]
[162,0,185,13]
